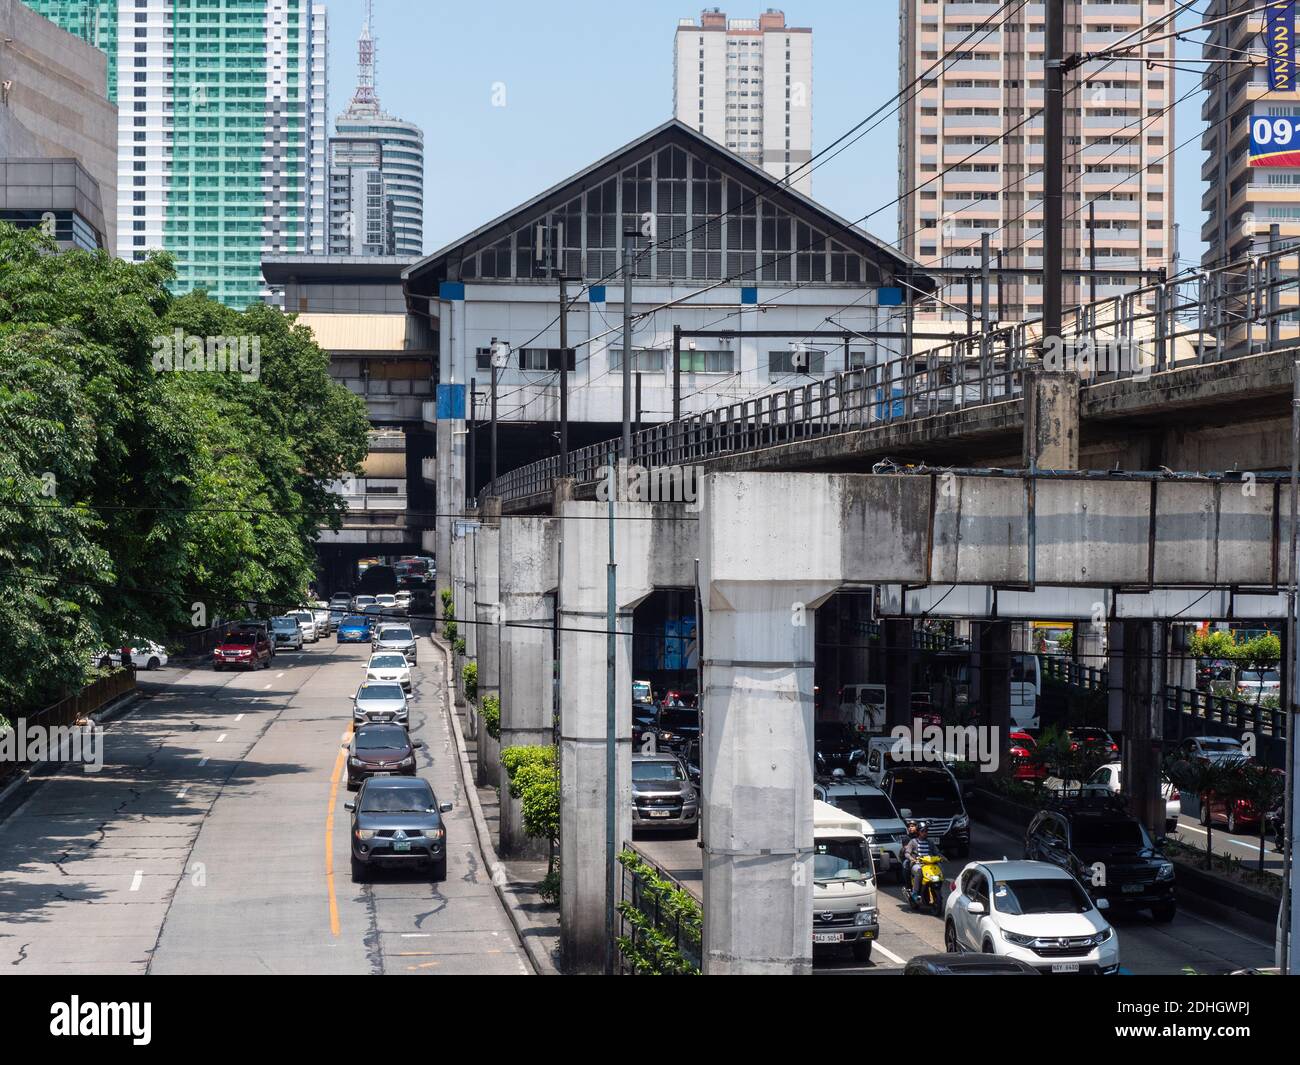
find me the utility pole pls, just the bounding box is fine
[1043,0,1066,348]
[490,338,508,489]
[467,378,477,507]
[635,372,642,439]
[604,448,617,975]
[559,277,570,476]
[672,324,682,421]
[1286,358,1300,975]
[1088,201,1097,306]
[622,225,637,465]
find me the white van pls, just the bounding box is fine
[814,780,908,882]
[812,800,879,962]
[837,683,888,734]
[1010,653,1041,729]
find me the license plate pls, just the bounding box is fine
[813,932,843,944]
[647,809,671,818]
[392,840,411,853]
[1121,882,1144,894]
[1051,962,1080,973]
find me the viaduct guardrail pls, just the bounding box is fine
[479,246,1300,506]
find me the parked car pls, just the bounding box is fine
[814,778,908,882]
[231,620,275,659]
[330,592,353,612]
[1083,761,1181,833]
[1196,659,1234,689]
[367,652,413,693]
[373,623,418,665]
[904,953,1041,975]
[631,753,699,836]
[882,764,971,857]
[1024,799,1176,922]
[96,640,169,671]
[346,723,423,789]
[353,681,409,725]
[1174,735,1247,765]
[393,590,412,614]
[290,609,319,643]
[654,698,700,754]
[944,859,1119,975]
[336,615,372,643]
[345,775,452,881]
[212,630,273,672]
[1237,670,1281,702]
[270,616,304,651]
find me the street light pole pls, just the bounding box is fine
[1043,0,1066,348]
[559,277,570,477]
[622,225,637,466]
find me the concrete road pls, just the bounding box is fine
[0,638,528,975]
[635,819,1277,976]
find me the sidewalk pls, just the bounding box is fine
[437,639,563,974]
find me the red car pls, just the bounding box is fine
[1009,731,1046,781]
[1201,769,1284,834]
[213,631,273,671]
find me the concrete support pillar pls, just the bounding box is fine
[474,521,501,787]
[499,516,559,859]
[435,414,465,608]
[464,526,479,666]
[1073,619,1106,669]
[1120,620,1165,836]
[1023,370,1080,470]
[557,501,687,972]
[883,620,913,730]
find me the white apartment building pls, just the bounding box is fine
[673,7,813,193]
[898,0,1176,323]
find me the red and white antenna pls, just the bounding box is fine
[351,0,379,112]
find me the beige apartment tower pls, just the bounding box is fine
[673,8,813,193]
[898,0,1176,324]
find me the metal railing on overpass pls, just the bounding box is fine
[478,247,1300,505]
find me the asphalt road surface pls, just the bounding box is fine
[0,635,528,975]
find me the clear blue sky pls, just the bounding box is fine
[326,0,1211,266]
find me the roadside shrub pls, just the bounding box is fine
[442,619,458,643]
[481,693,500,740]
[501,744,559,880]
[453,637,466,657]
[462,660,478,702]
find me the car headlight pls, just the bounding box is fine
[367,672,379,680]
[1092,926,1113,945]
[1002,929,1035,946]
[430,828,445,840]
[855,908,876,927]
[348,757,363,767]
[1157,861,1174,881]
[952,814,970,830]
[355,829,374,841]
[399,756,415,768]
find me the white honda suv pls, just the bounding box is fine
[944,859,1120,975]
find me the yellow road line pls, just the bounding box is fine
[325,724,353,937]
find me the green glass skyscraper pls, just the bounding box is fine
[24,0,329,308]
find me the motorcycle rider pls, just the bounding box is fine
[903,822,938,903]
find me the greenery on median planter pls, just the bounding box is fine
[462,660,478,702]
[481,693,500,740]
[442,619,458,643]
[501,745,559,882]
[453,637,466,657]
[615,849,702,975]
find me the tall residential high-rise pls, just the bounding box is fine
[1201,3,1296,287]
[898,1,1176,323]
[24,0,329,307]
[328,0,424,257]
[673,8,812,193]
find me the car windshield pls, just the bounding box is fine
[370,655,407,669]
[355,726,408,750]
[292,612,312,622]
[359,684,404,701]
[1245,671,1281,683]
[360,786,432,813]
[377,596,396,604]
[272,618,296,630]
[222,635,255,646]
[1072,818,1151,850]
[993,877,1093,915]
[889,772,959,809]
[355,597,376,606]
[633,761,684,782]
[380,628,414,642]
[813,839,872,881]
[343,616,367,626]
[659,708,699,730]
[827,794,899,822]
[632,681,652,703]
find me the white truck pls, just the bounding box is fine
[814,780,909,883]
[812,800,879,962]
[837,683,888,734]
[1010,653,1041,730]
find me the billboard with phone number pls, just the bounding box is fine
[1250,114,1300,167]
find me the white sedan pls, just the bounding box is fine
[94,640,169,670]
[944,859,1120,975]
[1084,761,1181,834]
[366,652,412,693]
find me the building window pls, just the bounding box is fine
[678,349,734,373]
[608,349,666,373]
[768,349,827,375]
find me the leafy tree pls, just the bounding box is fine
[1222,761,1286,870]
[1164,754,1238,869]
[502,745,559,876]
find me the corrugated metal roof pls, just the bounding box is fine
[294,313,409,352]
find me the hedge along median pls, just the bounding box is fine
[963,785,1281,926]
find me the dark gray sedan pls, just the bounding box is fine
[345,775,452,881]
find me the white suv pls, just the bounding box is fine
[814,779,908,882]
[290,609,319,643]
[944,859,1119,975]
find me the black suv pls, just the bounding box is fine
[881,765,971,857]
[1024,800,1175,922]
[345,775,453,881]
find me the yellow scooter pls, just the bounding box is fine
[909,854,946,916]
